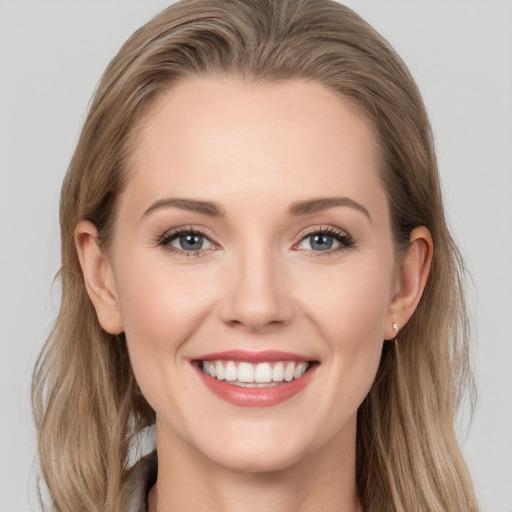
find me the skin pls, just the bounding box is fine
[76,78,432,512]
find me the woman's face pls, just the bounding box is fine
[105,78,400,471]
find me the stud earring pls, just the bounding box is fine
[392,322,399,344]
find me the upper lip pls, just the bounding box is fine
[193,350,313,363]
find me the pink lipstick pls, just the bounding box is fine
[193,350,317,407]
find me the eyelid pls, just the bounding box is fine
[156,225,220,256]
[155,224,354,257]
[168,232,215,251]
[292,225,355,253]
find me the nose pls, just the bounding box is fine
[218,246,294,332]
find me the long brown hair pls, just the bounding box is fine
[32,1,479,510]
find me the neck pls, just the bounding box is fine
[148,418,362,512]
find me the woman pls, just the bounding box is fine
[32,0,480,510]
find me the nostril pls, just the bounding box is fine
[225,317,289,332]
[217,266,294,329]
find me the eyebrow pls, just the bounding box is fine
[141,196,371,222]
[287,197,372,222]
[142,198,225,218]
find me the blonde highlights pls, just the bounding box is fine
[33,1,479,510]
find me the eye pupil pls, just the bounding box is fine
[311,234,333,251]
[180,234,203,250]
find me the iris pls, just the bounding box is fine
[310,234,333,251]
[179,233,204,250]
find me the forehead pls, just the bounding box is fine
[122,77,385,216]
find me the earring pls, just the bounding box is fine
[392,322,399,344]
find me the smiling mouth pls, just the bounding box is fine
[198,360,311,388]
[192,351,318,407]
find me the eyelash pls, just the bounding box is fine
[156,225,355,258]
[295,226,354,247]
[157,226,214,258]
[294,226,355,256]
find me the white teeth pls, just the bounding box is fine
[225,361,237,381]
[230,381,282,388]
[238,362,255,382]
[215,361,225,380]
[254,362,272,383]
[284,362,295,382]
[294,362,307,379]
[202,360,310,386]
[272,362,284,381]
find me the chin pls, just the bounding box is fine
[187,419,323,474]
[203,442,307,474]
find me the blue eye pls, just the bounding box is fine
[297,228,353,253]
[173,233,207,251]
[160,229,214,253]
[309,233,335,251]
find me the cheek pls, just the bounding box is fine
[298,256,394,343]
[296,255,394,394]
[111,254,231,393]
[112,257,222,416]
[114,253,213,344]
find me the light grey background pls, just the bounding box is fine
[1,1,511,510]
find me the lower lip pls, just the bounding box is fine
[195,364,316,407]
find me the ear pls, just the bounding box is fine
[385,226,433,339]
[75,220,124,335]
